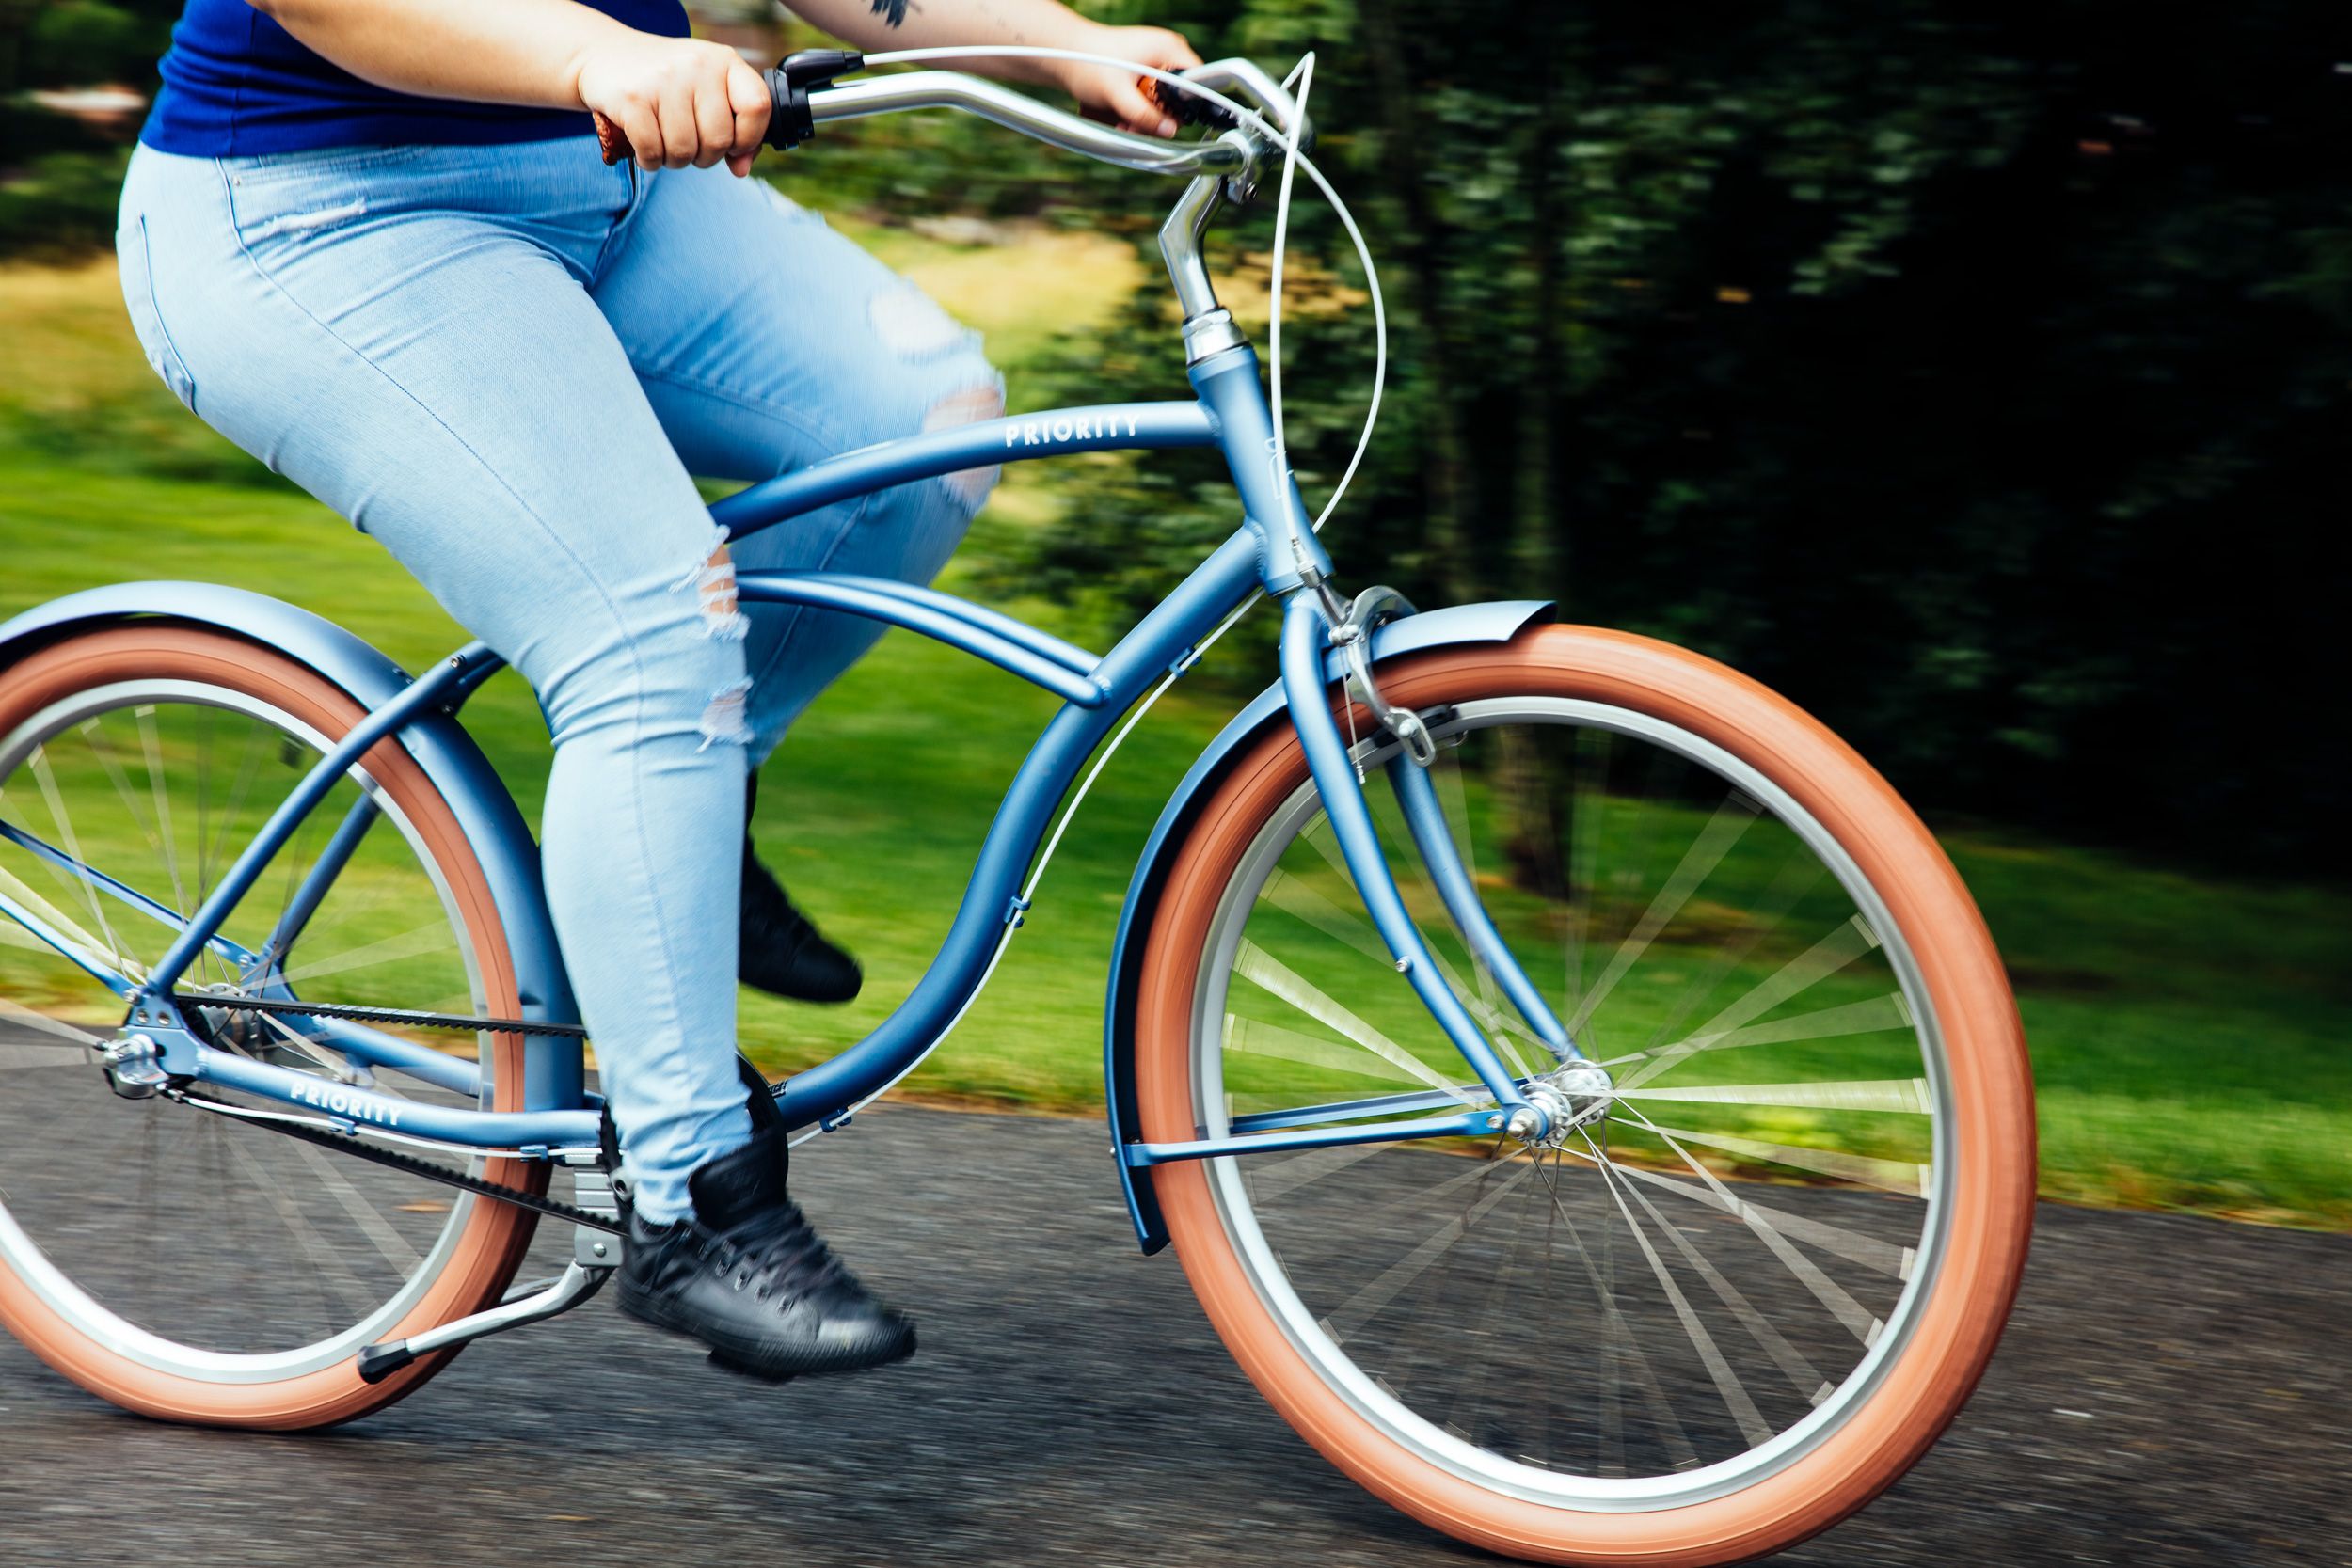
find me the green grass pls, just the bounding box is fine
[1,257,2346,1229]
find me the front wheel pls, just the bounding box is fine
[1134,625,2032,1565]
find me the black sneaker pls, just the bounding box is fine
[740,775,863,1005]
[615,1128,914,1381]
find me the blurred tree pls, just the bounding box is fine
[0,0,174,90]
[993,0,2352,874]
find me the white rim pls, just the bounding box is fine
[1186,697,1956,1512]
[0,677,487,1382]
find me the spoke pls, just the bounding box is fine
[1618,914,1882,1092]
[1244,1138,1396,1205]
[1265,867,1399,964]
[1267,868,1545,1072]
[1441,1148,1547,1449]
[219,1132,376,1323]
[0,995,105,1049]
[1566,1140,1915,1279]
[26,748,131,971]
[0,860,141,983]
[1568,793,1758,1035]
[268,789,331,972]
[136,705,194,927]
[1560,730,1608,1031]
[1600,1107,1895,1341]
[201,718,267,907]
[1626,1119,1928,1198]
[248,1004,364,1082]
[1599,993,1912,1072]
[1633,848,1825,1059]
[197,714,268,989]
[1607,1152,1832,1406]
[1233,943,1487,1106]
[280,1137,423,1275]
[77,716,165,867]
[1611,1076,1932,1116]
[1302,812,1456,968]
[1321,1160,1534,1345]
[273,920,459,987]
[1524,1150,1696,1470]
[1581,1131,1772,1448]
[192,705,217,986]
[1429,749,1503,1016]
[1225,1012,1478,1101]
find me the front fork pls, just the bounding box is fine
[1276,590,1581,1141]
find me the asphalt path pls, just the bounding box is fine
[0,1103,2344,1567]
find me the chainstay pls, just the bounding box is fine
[177,992,588,1039]
[182,1091,624,1235]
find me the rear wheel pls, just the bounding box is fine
[1135,625,2032,1564]
[0,626,543,1427]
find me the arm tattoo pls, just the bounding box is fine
[867,0,913,25]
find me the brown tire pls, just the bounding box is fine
[0,626,543,1428]
[1134,624,2033,1564]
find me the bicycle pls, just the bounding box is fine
[0,53,2032,1567]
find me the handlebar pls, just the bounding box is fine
[590,53,1309,185]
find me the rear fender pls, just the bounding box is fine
[1103,599,1553,1252]
[0,583,581,1106]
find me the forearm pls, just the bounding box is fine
[786,0,1099,86]
[248,0,630,109]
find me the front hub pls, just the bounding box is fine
[1506,1059,1614,1149]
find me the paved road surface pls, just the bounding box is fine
[1,1104,2344,1567]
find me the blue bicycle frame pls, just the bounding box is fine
[0,95,1581,1197]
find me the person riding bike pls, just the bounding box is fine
[119,0,1200,1381]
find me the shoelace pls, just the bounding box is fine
[700,1202,852,1304]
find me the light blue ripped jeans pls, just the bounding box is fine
[117,136,1002,1221]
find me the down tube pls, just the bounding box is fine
[771,531,1263,1129]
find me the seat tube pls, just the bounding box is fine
[1277,594,1531,1115]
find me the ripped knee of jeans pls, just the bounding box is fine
[696,675,754,752]
[675,524,748,642]
[923,380,1007,511]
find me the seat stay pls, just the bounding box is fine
[0,816,260,971]
[0,879,138,996]
[140,643,503,1002]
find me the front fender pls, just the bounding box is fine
[0,583,580,1105]
[1104,599,1554,1252]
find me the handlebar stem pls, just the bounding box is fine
[1160,174,1230,339]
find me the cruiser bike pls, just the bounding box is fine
[0,54,2033,1566]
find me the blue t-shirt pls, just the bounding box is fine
[141,0,691,156]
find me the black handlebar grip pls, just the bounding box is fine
[594,49,863,166]
[1151,75,1240,132]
